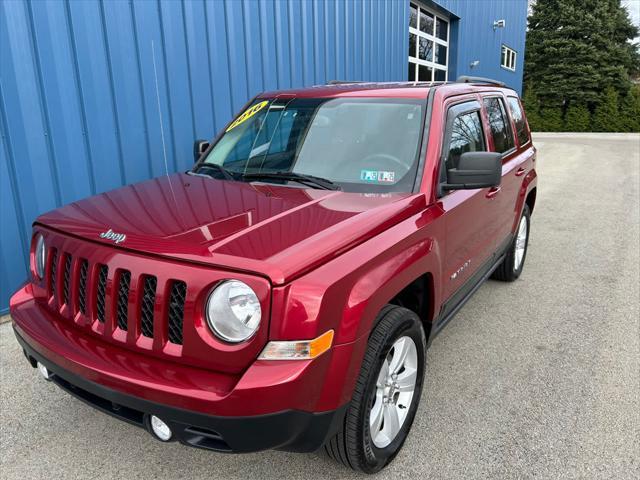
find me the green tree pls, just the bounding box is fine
[619,86,640,132]
[564,103,591,132]
[592,86,621,131]
[539,107,564,131]
[524,0,639,129]
[521,86,543,131]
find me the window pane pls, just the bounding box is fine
[408,61,417,81]
[434,69,446,81]
[483,97,515,153]
[409,33,417,58]
[420,11,434,34]
[418,37,433,61]
[435,17,448,40]
[507,97,529,145]
[501,47,507,67]
[409,4,418,29]
[435,44,447,65]
[510,51,516,69]
[447,111,485,168]
[418,65,432,82]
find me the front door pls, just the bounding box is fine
[439,99,501,303]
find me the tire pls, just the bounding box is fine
[324,305,426,473]
[492,204,531,282]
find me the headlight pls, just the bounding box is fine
[34,234,46,279]
[206,280,261,343]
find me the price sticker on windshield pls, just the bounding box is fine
[226,100,269,132]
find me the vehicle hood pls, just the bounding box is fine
[36,173,426,284]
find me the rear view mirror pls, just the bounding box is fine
[443,152,502,191]
[193,139,210,162]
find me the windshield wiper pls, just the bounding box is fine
[241,171,341,191]
[190,163,237,181]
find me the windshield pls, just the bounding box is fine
[200,97,425,192]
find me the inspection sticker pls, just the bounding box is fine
[377,171,395,183]
[226,100,269,132]
[360,170,396,183]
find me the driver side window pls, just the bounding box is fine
[446,110,485,170]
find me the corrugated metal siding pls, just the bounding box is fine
[0,0,407,313]
[432,0,528,93]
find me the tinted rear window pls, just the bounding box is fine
[483,97,514,153]
[507,96,530,146]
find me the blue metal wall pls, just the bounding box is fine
[0,0,408,313]
[434,0,527,93]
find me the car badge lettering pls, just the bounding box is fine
[450,259,471,280]
[99,229,126,244]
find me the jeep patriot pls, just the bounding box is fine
[10,78,537,473]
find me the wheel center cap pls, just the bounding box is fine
[384,378,398,402]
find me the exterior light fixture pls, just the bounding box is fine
[493,19,506,30]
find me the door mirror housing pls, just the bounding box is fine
[442,152,502,191]
[193,139,210,162]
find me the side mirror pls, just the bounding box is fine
[193,139,210,162]
[443,152,502,191]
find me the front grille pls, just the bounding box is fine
[62,254,72,305]
[116,270,131,331]
[78,259,88,314]
[96,265,108,323]
[140,276,157,338]
[40,235,202,357]
[168,281,187,345]
[49,249,58,301]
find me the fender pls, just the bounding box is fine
[269,203,445,410]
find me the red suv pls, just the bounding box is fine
[10,78,536,473]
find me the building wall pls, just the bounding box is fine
[433,0,528,93]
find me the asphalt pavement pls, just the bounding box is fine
[1,133,638,479]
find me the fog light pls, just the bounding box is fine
[37,362,51,380]
[150,415,172,441]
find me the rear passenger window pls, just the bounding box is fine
[446,110,485,169]
[507,97,530,146]
[483,97,514,153]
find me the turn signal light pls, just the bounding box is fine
[258,330,334,360]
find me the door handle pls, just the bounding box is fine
[486,186,501,199]
[515,167,527,177]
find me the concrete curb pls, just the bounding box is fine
[0,315,11,325]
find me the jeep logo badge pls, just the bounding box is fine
[99,228,126,244]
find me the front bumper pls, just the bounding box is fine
[15,328,346,452]
[10,285,365,453]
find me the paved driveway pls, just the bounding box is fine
[1,133,638,479]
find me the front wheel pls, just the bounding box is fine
[492,204,531,282]
[324,305,426,473]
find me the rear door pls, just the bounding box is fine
[481,95,522,248]
[439,99,499,301]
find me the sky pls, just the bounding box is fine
[621,0,639,41]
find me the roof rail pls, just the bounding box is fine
[326,80,367,85]
[456,75,506,87]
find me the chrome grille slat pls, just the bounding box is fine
[167,281,187,345]
[78,259,88,314]
[140,276,157,338]
[96,265,108,323]
[116,270,131,331]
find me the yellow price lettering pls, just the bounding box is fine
[225,101,269,132]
